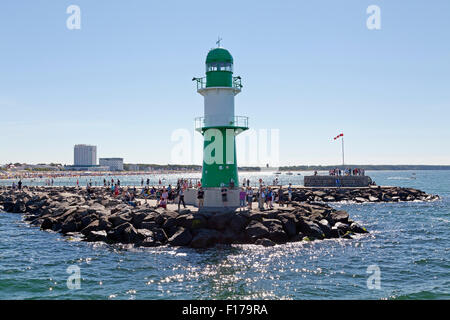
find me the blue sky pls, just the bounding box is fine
[0,0,449,165]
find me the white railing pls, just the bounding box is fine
[195,116,248,130]
[192,77,243,90]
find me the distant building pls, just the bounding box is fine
[99,158,124,171]
[74,144,97,166]
[128,164,140,171]
[64,165,109,172]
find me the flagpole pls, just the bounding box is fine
[342,136,345,167]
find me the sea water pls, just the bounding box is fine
[0,170,449,299]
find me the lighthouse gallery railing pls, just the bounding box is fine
[195,116,248,131]
[192,77,243,91]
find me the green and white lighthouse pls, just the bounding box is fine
[193,43,248,189]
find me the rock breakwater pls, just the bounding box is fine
[0,185,438,248]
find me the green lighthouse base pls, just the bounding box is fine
[200,126,247,188]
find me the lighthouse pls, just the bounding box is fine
[192,42,248,207]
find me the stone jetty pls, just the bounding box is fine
[0,186,439,248]
[289,186,439,203]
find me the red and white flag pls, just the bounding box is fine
[333,133,344,140]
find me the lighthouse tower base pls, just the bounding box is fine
[184,188,240,212]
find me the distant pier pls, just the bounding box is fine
[304,175,372,187]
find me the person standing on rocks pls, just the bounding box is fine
[258,187,265,211]
[287,183,292,206]
[247,187,254,211]
[266,187,273,209]
[161,187,168,205]
[156,188,161,206]
[278,186,284,207]
[18,180,22,191]
[221,186,228,208]
[239,187,246,211]
[177,186,186,212]
[197,187,204,208]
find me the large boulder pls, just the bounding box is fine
[13,200,27,213]
[317,219,332,238]
[350,222,368,233]
[297,219,325,240]
[312,191,327,198]
[329,210,349,224]
[139,236,158,247]
[107,222,132,242]
[80,214,96,230]
[121,224,140,243]
[262,219,288,243]
[3,201,15,212]
[41,217,56,230]
[190,215,208,229]
[168,227,192,246]
[207,212,233,230]
[255,238,276,247]
[81,218,111,235]
[278,213,297,237]
[289,233,305,242]
[152,228,168,243]
[355,197,368,203]
[229,214,248,233]
[175,214,207,229]
[137,228,153,239]
[219,229,241,244]
[162,217,177,229]
[130,212,148,228]
[190,229,221,248]
[108,214,131,227]
[332,222,350,237]
[141,221,158,230]
[245,221,269,240]
[86,230,108,242]
[61,216,79,234]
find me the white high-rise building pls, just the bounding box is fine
[74,144,97,166]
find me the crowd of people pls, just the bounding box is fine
[234,179,294,211]
[137,178,195,211]
[328,168,365,176]
[7,175,300,213]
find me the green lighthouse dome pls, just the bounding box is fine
[206,48,233,64]
[205,47,233,87]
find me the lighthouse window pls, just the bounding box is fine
[206,63,218,72]
[220,63,233,72]
[206,62,233,72]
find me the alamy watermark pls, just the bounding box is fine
[66,5,81,30]
[170,128,280,169]
[366,265,381,290]
[66,265,81,290]
[366,5,381,30]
